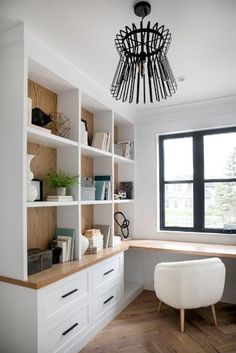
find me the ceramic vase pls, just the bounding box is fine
[80,235,89,256]
[57,187,66,196]
[27,154,37,202]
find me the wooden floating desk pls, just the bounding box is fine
[127,239,236,259]
[1,240,236,290]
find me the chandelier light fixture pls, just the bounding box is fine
[111,1,177,104]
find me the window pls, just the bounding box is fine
[159,127,236,233]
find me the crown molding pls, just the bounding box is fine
[135,95,236,125]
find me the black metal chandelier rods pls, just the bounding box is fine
[111,1,177,104]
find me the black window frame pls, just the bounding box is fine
[159,126,236,234]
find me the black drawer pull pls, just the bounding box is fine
[61,289,78,298]
[103,269,114,276]
[62,323,78,336]
[103,295,114,305]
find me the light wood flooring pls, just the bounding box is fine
[81,290,236,353]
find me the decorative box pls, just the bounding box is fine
[28,248,53,275]
[81,186,96,201]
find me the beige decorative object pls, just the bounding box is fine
[46,112,71,138]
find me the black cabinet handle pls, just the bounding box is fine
[103,269,114,276]
[61,288,78,298]
[62,323,78,336]
[103,295,114,305]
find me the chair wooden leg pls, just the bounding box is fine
[211,304,217,326]
[158,300,162,313]
[180,309,185,333]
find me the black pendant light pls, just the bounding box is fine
[111,1,177,104]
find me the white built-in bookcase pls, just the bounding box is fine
[0,26,135,281]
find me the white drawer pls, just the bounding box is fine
[43,303,90,353]
[92,255,120,291]
[92,284,120,321]
[39,271,89,323]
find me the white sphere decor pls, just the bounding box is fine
[27,154,37,202]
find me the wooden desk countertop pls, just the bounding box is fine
[127,239,236,259]
[1,239,236,290]
[0,243,129,290]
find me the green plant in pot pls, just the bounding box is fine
[47,170,78,196]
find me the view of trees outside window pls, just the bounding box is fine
[163,132,236,229]
[204,133,236,228]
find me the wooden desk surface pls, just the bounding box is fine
[127,239,236,259]
[1,239,236,290]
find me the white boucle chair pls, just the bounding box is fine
[154,257,226,332]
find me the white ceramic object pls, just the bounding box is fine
[57,187,66,196]
[27,154,37,202]
[80,235,89,255]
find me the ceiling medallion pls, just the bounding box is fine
[111,1,177,104]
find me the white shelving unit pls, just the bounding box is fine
[0,23,141,353]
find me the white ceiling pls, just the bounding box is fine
[1,0,236,112]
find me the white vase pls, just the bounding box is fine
[80,235,89,256]
[27,154,37,202]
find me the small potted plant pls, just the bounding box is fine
[47,170,78,196]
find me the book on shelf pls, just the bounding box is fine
[94,224,111,248]
[47,195,74,201]
[117,141,134,159]
[94,176,112,200]
[92,132,111,151]
[55,239,68,263]
[55,228,76,261]
[95,180,105,200]
[56,236,71,261]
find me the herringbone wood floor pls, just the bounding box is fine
[81,290,236,353]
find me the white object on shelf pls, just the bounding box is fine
[80,235,89,255]
[81,186,96,201]
[27,154,37,202]
[27,97,32,126]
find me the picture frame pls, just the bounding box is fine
[32,179,43,201]
[81,119,88,145]
[119,181,133,199]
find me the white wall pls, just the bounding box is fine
[134,95,236,303]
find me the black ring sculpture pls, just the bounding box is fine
[114,212,130,239]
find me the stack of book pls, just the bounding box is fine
[92,132,111,152]
[117,141,134,159]
[85,229,104,251]
[113,235,121,246]
[53,228,76,263]
[46,195,73,202]
[95,175,111,200]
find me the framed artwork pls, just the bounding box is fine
[32,179,43,201]
[119,181,133,199]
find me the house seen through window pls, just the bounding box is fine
[159,127,236,233]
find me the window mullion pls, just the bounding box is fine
[193,134,204,231]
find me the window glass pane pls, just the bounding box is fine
[205,182,236,229]
[165,183,193,227]
[204,132,236,179]
[164,137,193,181]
